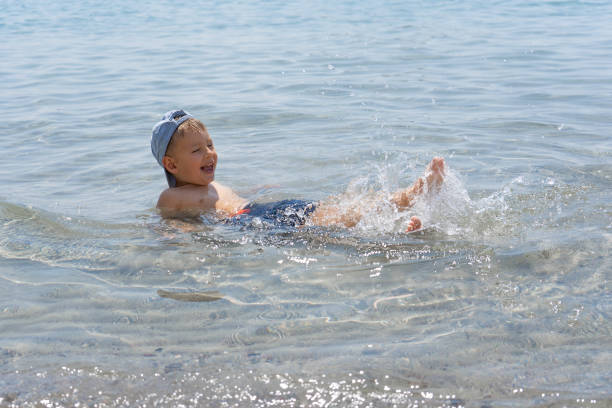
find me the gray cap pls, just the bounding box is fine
[151,109,193,187]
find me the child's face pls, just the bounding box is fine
[164,127,217,187]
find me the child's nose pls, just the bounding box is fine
[205,147,216,157]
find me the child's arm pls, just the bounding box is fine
[211,182,250,215]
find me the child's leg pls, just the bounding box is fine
[309,157,445,230]
[308,205,361,228]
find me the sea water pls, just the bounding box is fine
[1,0,611,406]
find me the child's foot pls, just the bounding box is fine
[391,157,446,209]
[424,156,445,191]
[406,216,422,232]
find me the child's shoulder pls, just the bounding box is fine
[156,184,212,212]
[156,187,182,210]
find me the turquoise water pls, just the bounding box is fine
[1,1,611,406]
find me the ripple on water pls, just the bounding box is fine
[225,324,287,347]
[257,307,304,321]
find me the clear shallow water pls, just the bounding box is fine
[1,0,611,407]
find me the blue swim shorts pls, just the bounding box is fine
[230,199,317,227]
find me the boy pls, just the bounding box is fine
[151,109,445,232]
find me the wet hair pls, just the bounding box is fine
[165,118,207,156]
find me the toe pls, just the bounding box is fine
[406,216,422,232]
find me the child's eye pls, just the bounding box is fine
[208,144,214,149]
[192,148,201,153]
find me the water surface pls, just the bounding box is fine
[1,1,611,406]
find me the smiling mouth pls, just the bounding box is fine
[201,164,215,173]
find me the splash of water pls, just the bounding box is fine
[313,158,538,242]
[314,159,479,236]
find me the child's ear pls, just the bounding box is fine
[162,156,178,174]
